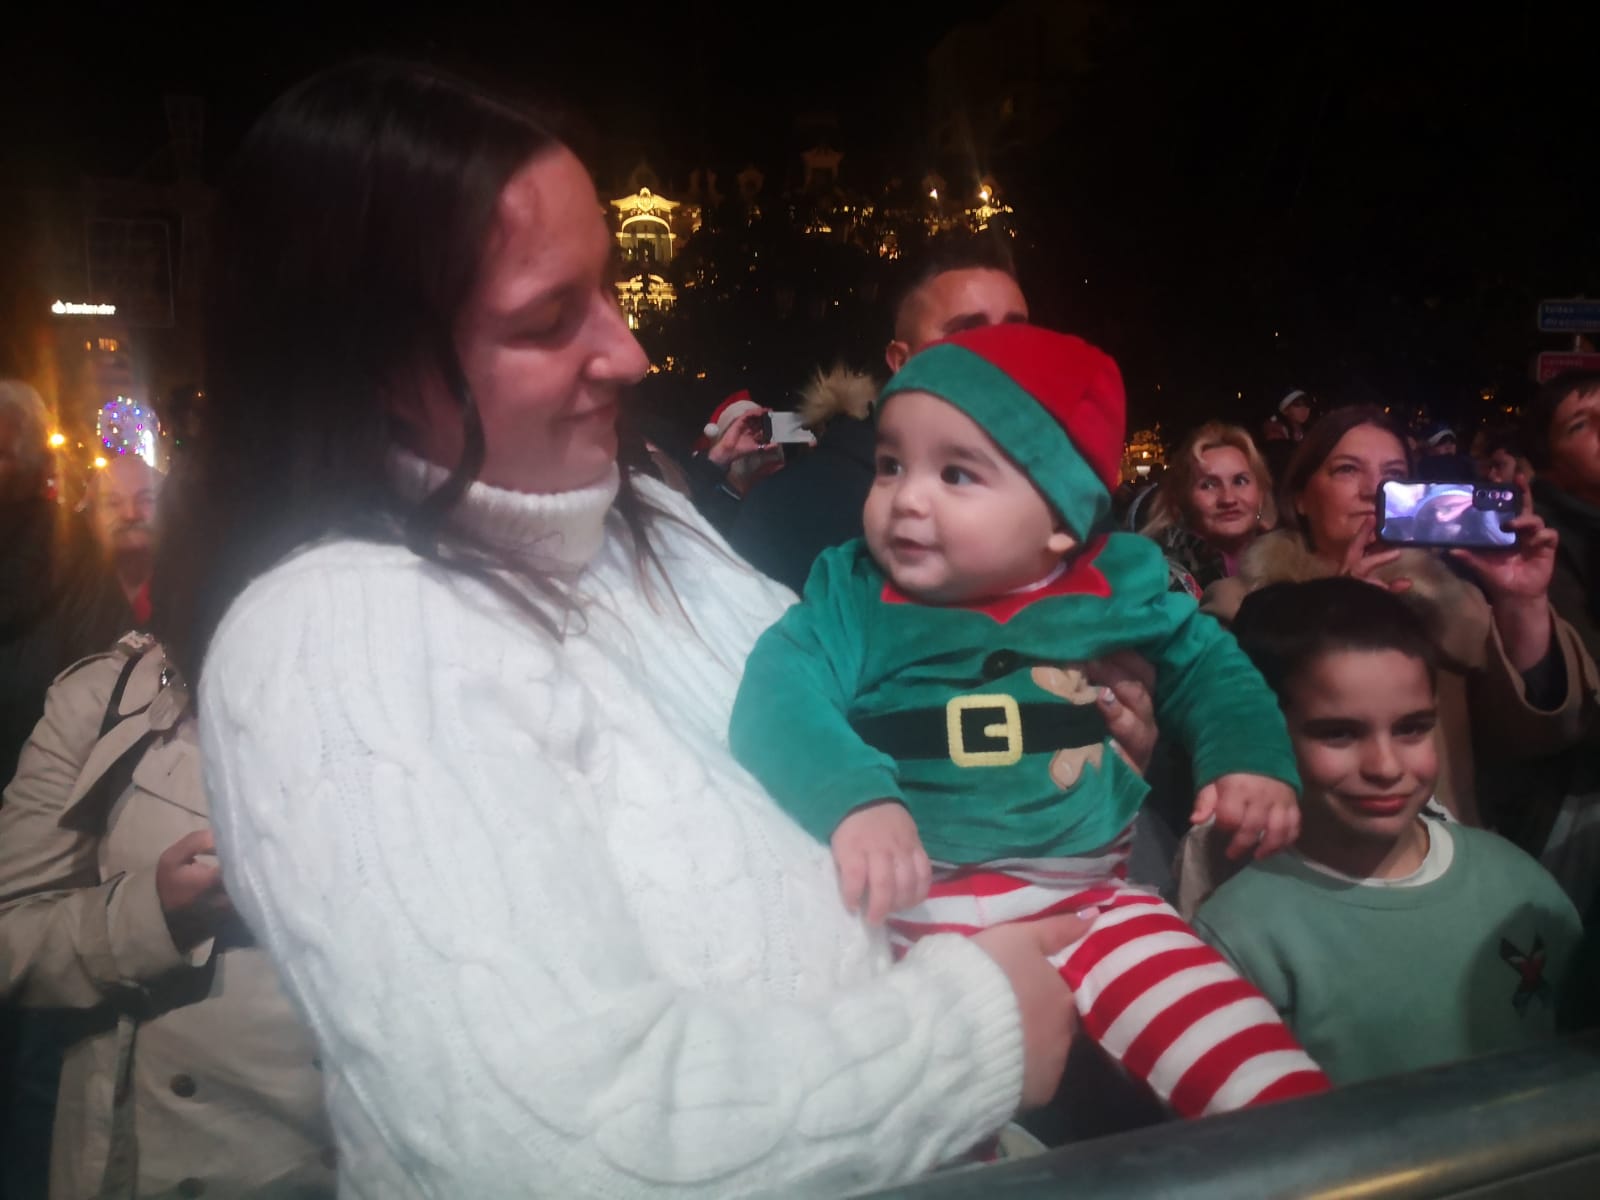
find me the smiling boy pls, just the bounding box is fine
[1195,577,1583,1083]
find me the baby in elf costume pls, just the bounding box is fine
[730,323,1330,1117]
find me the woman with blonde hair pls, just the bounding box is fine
[1141,421,1276,591]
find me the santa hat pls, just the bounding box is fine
[878,324,1124,539]
[702,390,761,442]
[1278,388,1309,413]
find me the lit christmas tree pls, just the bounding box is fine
[98,397,157,466]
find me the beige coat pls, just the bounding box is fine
[0,635,334,1200]
[1202,530,1597,827]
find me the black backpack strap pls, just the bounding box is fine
[58,646,167,835]
[99,653,145,738]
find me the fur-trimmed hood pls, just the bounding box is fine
[1208,529,1491,670]
[798,365,877,428]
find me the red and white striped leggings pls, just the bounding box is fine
[888,843,1330,1118]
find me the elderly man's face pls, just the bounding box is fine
[90,456,160,557]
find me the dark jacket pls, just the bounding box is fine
[725,414,876,595]
[0,499,132,790]
[1151,523,1232,594]
[683,451,746,538]
[1534,478,1600,665]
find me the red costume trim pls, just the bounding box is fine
[879,537,1112,624]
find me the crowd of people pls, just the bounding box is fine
[0,58,1596,1200]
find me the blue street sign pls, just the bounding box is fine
[1538,300,1600,333]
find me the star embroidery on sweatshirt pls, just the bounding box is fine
[1498,935,1551,1015]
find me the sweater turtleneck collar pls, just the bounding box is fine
[388,449,620,572]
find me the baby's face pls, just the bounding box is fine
[863,390,1072,604]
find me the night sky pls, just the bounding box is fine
[5,2,1597,434]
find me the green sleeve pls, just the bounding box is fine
[728,546,902,844]
[1140,593,1301,793]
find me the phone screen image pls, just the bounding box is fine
[765,412,817,445]
[1377,481,1518,550]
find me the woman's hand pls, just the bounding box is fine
[156,829,235,952]
[1085,651,1159,775]
[971,912,1089,1110]
[1337,517,1411,593]
[707,410,771,468]
[1451,474,1557,672]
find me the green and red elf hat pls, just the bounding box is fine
[877,323,1127,540]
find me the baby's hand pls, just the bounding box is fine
[1192,774,1300,861]
[831,802,932,925]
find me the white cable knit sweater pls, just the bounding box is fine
[198,461,1023,1199]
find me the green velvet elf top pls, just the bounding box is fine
[730,532,1299,864]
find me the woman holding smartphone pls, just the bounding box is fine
[1202,406,1595,827]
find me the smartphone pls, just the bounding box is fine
[752,411,817,446]
[1377,481,1519,550]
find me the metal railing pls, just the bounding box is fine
[868,1035,1600,1199]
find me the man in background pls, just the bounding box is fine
[85,454,161,625]
[727,234,1028,592]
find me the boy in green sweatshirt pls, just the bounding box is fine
[1196,577,1582,1083]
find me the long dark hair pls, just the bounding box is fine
[153,59,666,679]
[1276,405,1413,540]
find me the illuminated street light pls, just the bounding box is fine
[48,432,66,448]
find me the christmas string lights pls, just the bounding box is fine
[98,397,158,467]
